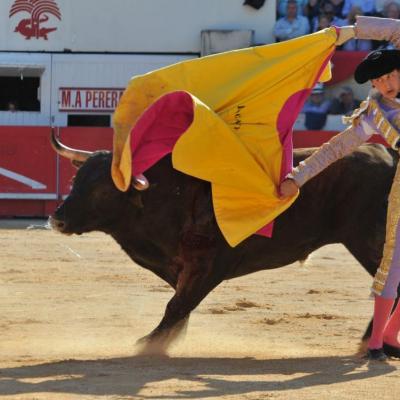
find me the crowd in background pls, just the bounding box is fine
[274,0,400,129]
[302,83,361,129]
[274,0,400,50]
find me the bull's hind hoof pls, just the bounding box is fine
[366,348,388,361]
[383,343,400,359]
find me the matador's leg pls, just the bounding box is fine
[368,161,400,357]
[372,161,400,298]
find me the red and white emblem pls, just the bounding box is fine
[9,0,62,40]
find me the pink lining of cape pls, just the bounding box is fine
[130,47,333,239]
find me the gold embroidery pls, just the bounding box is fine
[372,152,400,295]
[369,99,400,149]
[363,96,400,295]
[393,113,400,128]
[342,99,369,126]
[343,96,400,150]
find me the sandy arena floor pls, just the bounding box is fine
[0,220,399,399]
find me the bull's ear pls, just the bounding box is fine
[71,160,84,169]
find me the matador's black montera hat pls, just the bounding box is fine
[354,49,400,84]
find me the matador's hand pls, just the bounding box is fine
[279,178,299,199]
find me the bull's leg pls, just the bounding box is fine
[136,286,213,355]
[343,237,383,352]
[136,230,223,355]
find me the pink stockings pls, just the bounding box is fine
[368,295,400,350]
[384,299,400,347]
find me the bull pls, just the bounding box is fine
[50,132,399,354]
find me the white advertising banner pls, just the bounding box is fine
[0,0,275,53]
[59,87,124,112]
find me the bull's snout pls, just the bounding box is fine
[54,218,66,231]
[49,202,68,233]
[49,216,67,233]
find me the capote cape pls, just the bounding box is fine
[112,27,338,247]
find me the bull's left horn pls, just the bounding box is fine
[133,174,149,191]
[50,128,92,163]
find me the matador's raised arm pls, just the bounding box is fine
[336,16,400,48]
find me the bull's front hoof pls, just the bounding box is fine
[366,348,388,361]
[135,333,170,356]
[383,342,400,359]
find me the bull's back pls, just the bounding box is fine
[229,144,397,278]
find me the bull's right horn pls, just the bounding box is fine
[50,128,92,164]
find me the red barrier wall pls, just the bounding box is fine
[0,126,57,197]
[327,51,368,86]
[0,126,389,217]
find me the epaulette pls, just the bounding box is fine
[369,98,400,149]
[342,98,369,127]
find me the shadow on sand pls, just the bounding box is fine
[0,354,396,398]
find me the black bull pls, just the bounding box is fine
[51,140,400,353]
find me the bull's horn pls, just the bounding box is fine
[50,128,92,162]
[133,174,149,191]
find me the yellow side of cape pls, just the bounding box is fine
[112,28,338,246]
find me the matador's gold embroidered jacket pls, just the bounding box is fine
[290,90,400,187]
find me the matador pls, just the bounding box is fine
[281,17,400,361]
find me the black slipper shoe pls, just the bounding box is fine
[366,348,388,361]
[383,342,400,358]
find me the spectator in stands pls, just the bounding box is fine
[375,2,400,50]
[340,7,373,50]
[341,0,376,17]
[329,86,361,115]
[306,0,344,26]
[375,0,400,16]
[274,0,310,41]
[328,0,345,17]
[383,1,400,18]
[313,13,333,31]
[6,101,18,112]
[311,2,344,31]
[277,0,308,17]
[305,0,320,23]
[303,83,331,130]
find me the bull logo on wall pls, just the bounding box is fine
[9,0,62,40]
